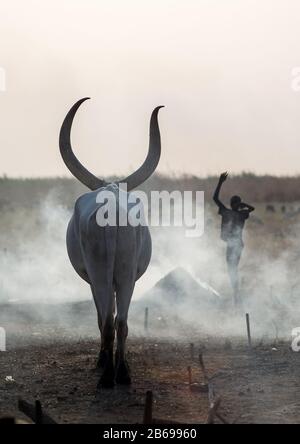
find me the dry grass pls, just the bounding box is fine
[2,173,300,209]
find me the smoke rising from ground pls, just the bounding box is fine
[0,193,89,304]
[1,184,300,342]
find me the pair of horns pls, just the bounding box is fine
[59,98,164,191]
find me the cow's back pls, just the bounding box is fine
[68,185,152,285]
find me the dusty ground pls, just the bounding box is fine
[1,327,300,424]
[1,184,300,424]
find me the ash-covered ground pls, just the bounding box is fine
[1,299,300,424]
[1,322,300,424]
[1,180,300,423]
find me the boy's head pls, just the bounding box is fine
[230,195,241,210]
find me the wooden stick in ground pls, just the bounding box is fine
[198,352,209,383]
[18,399,57,424]
[246,313,252,348]
[143,391,153,424]
[187,366,192,388]
[206,397,222,424]
[207,381,216,406]
[35,400,43,424]
[199,353,230,423]
[199,353,215,404]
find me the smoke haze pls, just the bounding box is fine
[1,181,300,342]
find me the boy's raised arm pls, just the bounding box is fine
[213,172,228,210]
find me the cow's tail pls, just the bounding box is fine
[103,224,118,317]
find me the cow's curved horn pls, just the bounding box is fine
[59,99,164,191]
[120,106,164,191]
[59,98,106,190]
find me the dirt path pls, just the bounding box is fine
[1,336,300,424]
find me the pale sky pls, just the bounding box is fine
[1,0,300,178]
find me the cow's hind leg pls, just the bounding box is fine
[91,282,115,388]
[94,294,116,371]
[96,314,106,369]
[99,308,115,388]
[115,281,135,385]
[90,286,105,370]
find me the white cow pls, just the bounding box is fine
[59,98,163,387]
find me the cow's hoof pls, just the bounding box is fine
[96,350,107,369]
[97,374,115,389]
[116,373,131,385]
[115,361,131,385]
